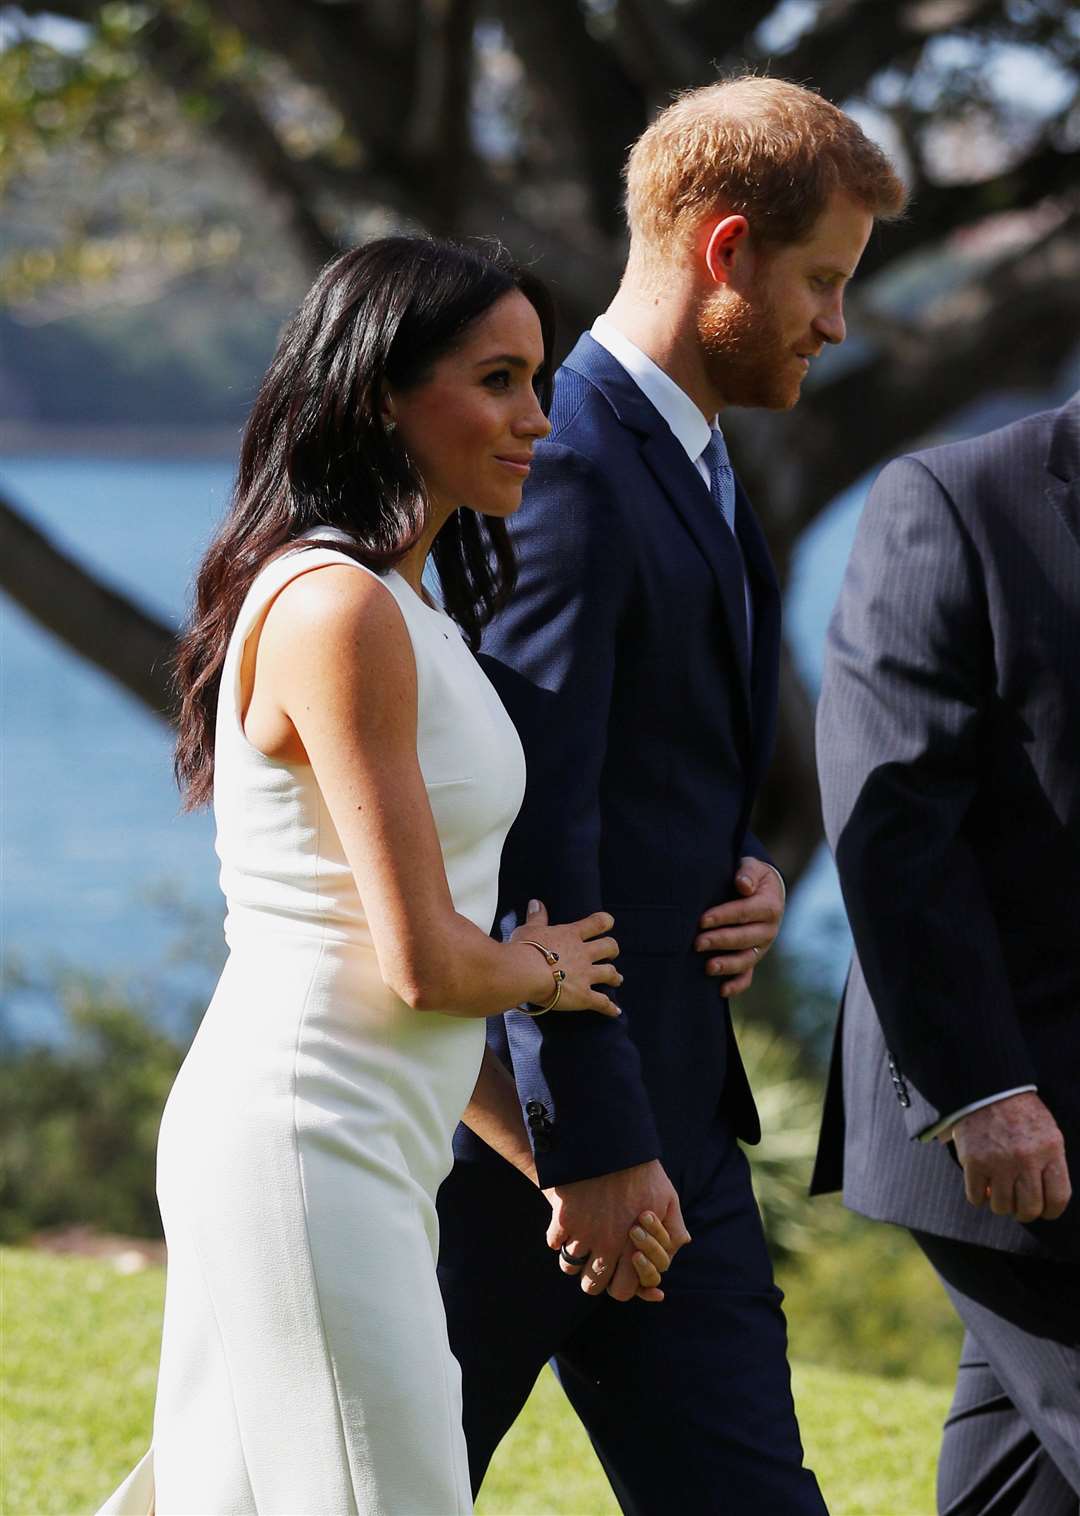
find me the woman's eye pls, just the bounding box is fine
[483,369,512,390]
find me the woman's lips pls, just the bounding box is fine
[495,455,532,476]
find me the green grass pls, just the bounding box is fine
[2,1247,949,1515]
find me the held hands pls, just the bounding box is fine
[946,1091,1072,1224]
[695,856,784,997]
[510,900,623,1018]
[543,1159,691,1303]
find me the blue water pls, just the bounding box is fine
[1,452,857,1040]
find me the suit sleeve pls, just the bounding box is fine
[480,442,662,1187]
[817,455,1037,1135]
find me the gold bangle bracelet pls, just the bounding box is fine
[518,939,560,966]
[520,970,566,1017]
[518,939,565,1015]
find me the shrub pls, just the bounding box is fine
[0,971,185,1242]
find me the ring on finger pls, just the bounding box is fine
[751,946,761,959]
[560,1244,591,1267]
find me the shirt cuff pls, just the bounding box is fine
[763,863,786,902]
[918,1086,1038,1143]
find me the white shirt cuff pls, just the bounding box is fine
[918,1085,1038,1142]
[763,863,786,902]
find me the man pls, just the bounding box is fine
[813,392,1080,1513]
[437,75,905,1511]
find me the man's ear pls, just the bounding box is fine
[703,214,750,286]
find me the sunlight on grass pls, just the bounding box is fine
[3,1247,947,1515]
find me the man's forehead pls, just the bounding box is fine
[799,193,874,264]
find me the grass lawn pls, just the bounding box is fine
[2,1247,948,1515]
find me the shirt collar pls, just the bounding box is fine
[591,313,715,464]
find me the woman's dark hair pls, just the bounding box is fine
[174,235,556,809]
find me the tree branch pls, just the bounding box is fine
[0,494,176,721]
[495,0,645,236]
[762,211,1080,543]
[758,0,1005,104]
[859,138,1080,278]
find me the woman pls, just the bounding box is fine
[98,238,672,1516]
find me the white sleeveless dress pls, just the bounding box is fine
[98,540,526,1516]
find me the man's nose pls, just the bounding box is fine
[815,296,846,346]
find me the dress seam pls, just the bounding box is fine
[289,793,362,1513]
[174,1213,259,1508]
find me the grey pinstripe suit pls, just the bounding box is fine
[813,393,1080,1513]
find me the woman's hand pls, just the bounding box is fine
[510,899,622,1018]
[628,1209,674,1302]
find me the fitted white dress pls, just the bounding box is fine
[98,539,526,1516]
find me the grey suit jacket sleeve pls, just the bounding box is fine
[817,455,1037,1135]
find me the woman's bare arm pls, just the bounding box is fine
[249,564,619,1018]
[462,1046,538,1181]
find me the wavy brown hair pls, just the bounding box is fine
[174,236,555,809]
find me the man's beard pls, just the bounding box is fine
[696,282,799,410]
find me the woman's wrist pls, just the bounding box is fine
[508,939,556,1005]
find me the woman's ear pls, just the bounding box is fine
[379,385,397,432]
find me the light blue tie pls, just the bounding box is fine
[703,428,737,534]
[702,428,753,655]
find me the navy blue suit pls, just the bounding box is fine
[437,335,825,1513]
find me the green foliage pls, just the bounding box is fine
[779,1204,964,1388]
[735,1011,831,1259]
[0,972,185,1243]
[4,1246,949,1515]
[733,998,964,1388]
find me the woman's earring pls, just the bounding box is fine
[385,417,397,433]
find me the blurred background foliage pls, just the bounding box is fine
[3,0,1080,879]
[4,0,1071,1397]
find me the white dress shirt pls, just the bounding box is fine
[591,314,714,489]
[919,1085,1038,1142]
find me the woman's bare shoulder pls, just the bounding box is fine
[259,560,414,692]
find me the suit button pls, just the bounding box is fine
[525,1100,544,1117]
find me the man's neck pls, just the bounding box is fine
[603,283,721,420]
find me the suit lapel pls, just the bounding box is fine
[639,429,753,719]
[563,334,753,726]
[1046,393,1080,553]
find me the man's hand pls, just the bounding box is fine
[694,856,784,997]
[949,1091,1071,1223]
[543,1159,691,1302]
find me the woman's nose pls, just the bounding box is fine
[516,394,552,439]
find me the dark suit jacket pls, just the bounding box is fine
[452,332,781,1188]
[812,393,1080,1259]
